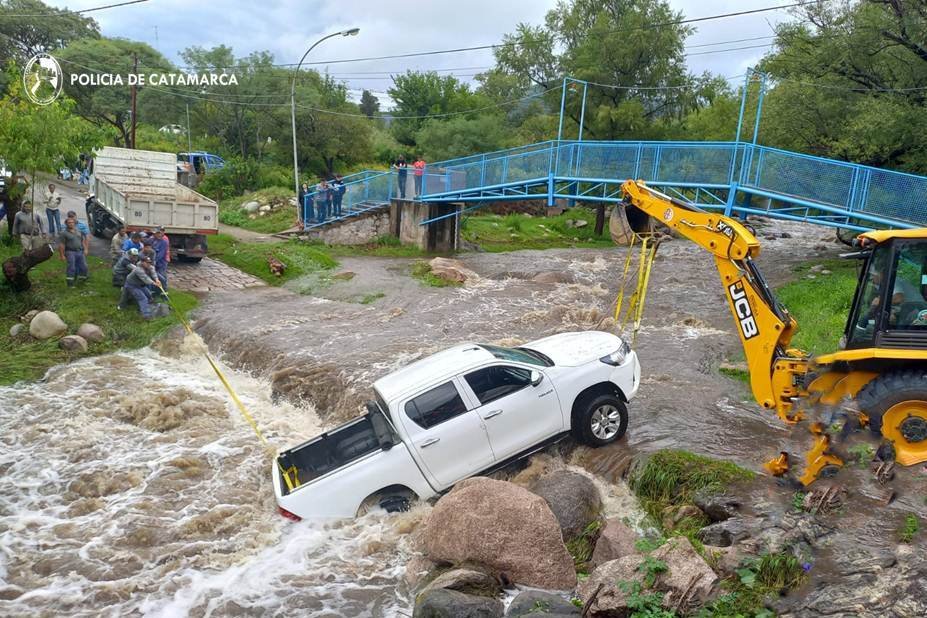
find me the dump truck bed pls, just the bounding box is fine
[92,147,218,234]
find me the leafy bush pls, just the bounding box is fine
[198,157,294,202]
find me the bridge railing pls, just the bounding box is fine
[299,138,927,231]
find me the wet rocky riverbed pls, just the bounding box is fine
[2,218,925,616]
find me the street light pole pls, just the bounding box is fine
[291,28,360,223]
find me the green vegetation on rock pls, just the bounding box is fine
[461,209,612,252]
[218,187,296,234]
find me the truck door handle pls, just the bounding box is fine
[420,437,441,448]
[483,409,503,419]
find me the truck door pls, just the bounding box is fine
[461,364,562,460]
[399,379,495,488]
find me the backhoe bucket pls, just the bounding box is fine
[610,202,656,246]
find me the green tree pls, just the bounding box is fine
[761,0,927,171]
[0,0,99,93]
[494,0,708,140]
[56,37,174,147]
[359,89,379,118]
[415,115,511,161]
[387,71,486,145]
[0,67,105,205]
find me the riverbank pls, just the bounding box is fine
[0,236,197,384]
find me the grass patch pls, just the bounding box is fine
[318,235,426,258]
[900,514,919,543]
[461,208,613,252]
[411,260,461,288]
[703,552,806,617]
[358,292,385,305]
[208,234,337,286]
[847,443,875,467]
[218,187,296,234]
[776,258,859,354]
[719,366,751,385]
[0,239,197,385]
[565,520,602,575]
[630,450,755,523]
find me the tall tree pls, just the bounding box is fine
[0,0,99,94]
[761,0,927,171]
[359,89,379,118]
[56,38,174,147]
[387,71,486,145]
[494,0,704,140]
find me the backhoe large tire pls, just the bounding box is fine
[856,370,927,466]
[572,394,628,447]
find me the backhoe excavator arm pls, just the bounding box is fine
[620,180,809,422]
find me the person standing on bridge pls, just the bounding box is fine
[315,179,331,223]
[331,175,345,218]
[413,155,426,197]
[58,217,89,286]
[393,156,408,199]
[43,183,62,236]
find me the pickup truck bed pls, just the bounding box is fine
[277,407,395,495]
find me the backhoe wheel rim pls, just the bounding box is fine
[591,404,621,440]
[882,401,927,466]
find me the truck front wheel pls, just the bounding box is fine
[573,395,628,447]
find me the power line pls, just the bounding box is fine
[0,0,149,18]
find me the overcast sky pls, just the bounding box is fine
[47,0,798,101]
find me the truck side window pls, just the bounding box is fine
[405,382,467,429]
[465,366,531,405]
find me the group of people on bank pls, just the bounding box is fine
[109,226,171,319]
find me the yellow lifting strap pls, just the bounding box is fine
[613,235,660,346]
[159,288,301,492]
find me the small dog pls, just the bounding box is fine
[268,255,286,277]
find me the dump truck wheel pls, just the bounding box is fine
[856,371,927,466]
[573,394,627,447]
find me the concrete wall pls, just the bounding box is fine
[306,208,390,245]
[395,199,460,252]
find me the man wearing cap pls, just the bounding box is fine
[122,232,143,253]
[12,200,47,252]
[152,227,170,289]
[112,247,140,287]
[118,256,160,319]
[58,217,89,286]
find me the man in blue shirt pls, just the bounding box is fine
[65,211,90,237]
[152,227,170,289]
[122,232,143,252]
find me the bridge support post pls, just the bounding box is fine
[724,183,739,218]
[547,173,554,206]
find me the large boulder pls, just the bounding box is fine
[591,518,640,568]
[428,257,478,284]
[29,310,67,340]
[693,489,741,522]
[242,200,260,213]
[420,568,501,597]
[413,589,503,618]
[579,537,718,616]
[59,335,88,352]
[506,590,580,616]
[76,323,105,343]
[531,469,602,541]
[698,517,754,547]
[422,477,577,589]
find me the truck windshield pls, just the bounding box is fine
[479,344,552,367]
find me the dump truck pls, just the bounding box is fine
[86,147,219,262]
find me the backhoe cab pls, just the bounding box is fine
[613,180,927,483]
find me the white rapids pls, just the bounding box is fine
[0,336,419,617]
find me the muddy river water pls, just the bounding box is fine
[2,219,925,616]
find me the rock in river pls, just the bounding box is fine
[530,469,602,541]
[413,588,503,618]
[29,310,67,340]
[428,257,478,284]
[506,590,579,616]
[591,518,640,568]
[422,477,577,590]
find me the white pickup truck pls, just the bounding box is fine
[273,331,641,520]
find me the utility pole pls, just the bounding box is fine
[130,52,138,148]
[186,102,193,154]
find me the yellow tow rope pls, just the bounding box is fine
[158,286,301,492]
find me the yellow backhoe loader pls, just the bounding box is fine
[614,180,927,484]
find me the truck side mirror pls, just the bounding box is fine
[530,370,544,387]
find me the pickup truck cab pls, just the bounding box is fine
[274,331,641,520]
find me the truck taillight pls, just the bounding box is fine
[278,506,302,522]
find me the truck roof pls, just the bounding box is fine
[373,343,494,403]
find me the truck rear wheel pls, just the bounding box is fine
[856,370,927,466]
[573,394,628,447]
